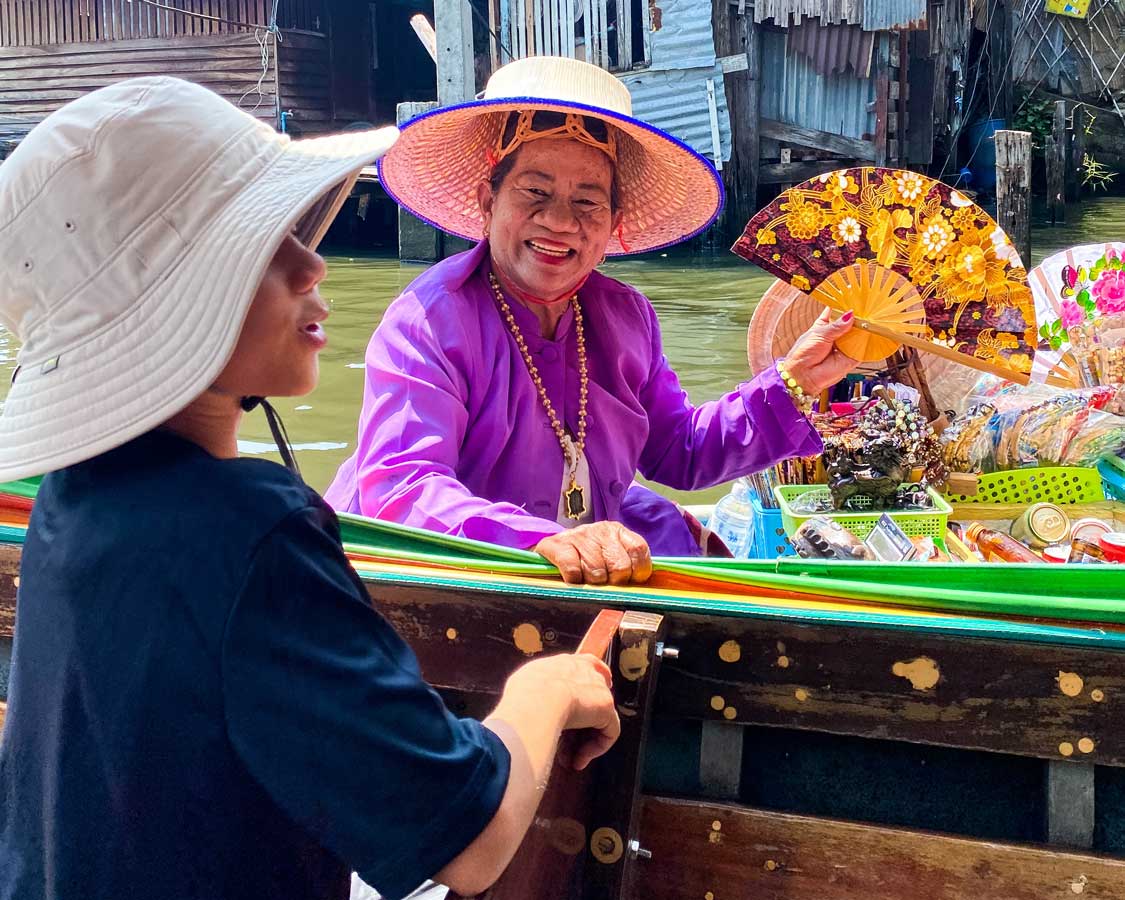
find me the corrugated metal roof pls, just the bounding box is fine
[759,29,876,141]
[754,0,928,29]
[754,0,863,26]
[620,64,733,163]
[860,0,927,31]
[647,0,719,70]
[788,18,874,76]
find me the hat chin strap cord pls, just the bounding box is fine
[240,396,303,481]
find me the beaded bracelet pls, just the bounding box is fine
[776,360,814,415]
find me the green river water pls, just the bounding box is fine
[2,196,1124,506]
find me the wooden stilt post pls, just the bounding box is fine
[995,129,1032,268]
[1053,100,1068,222]
[1063,102,1080,204]
[1071,104,1087,204]
[396,101,443,262]
[434,0,476,105]
[987,0,1013,123]
[712,0,760,241]
[1046,100,1067,226]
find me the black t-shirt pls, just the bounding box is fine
[0,430,509,900]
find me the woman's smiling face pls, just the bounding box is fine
[477,138,621,301]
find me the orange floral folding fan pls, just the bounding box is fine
[732,167,1058,386]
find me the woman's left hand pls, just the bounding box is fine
[775,309,859,396]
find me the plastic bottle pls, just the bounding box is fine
[964,523,1042,563]
[1069,538,1109,564]
[711,477,756,559]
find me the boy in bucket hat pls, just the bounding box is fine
[0,77,618,900]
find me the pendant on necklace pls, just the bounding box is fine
[564,480,586,520]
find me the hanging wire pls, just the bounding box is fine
[125,0,282,114]
[129,0,264,29]
[953,10,1038,178]
[952,0,1125,183]
[936,0,1011,180]
[238,0,283,113]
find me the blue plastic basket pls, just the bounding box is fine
[1099,457,1125,502]
[747,494,795,559]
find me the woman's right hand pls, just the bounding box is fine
[535,522,653,585]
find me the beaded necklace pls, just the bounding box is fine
[489,272,589,520]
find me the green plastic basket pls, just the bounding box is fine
[774,484,953,540]
[946,467,1105,505]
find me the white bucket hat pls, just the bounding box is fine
[0,76,398,482]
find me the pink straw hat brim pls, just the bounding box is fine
[378,97,724,256]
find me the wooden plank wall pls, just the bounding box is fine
[0,0,323,47]
[0,32,282,132]
[633,797,1125,900]
[0,28,330,139]
[274,28,330,133]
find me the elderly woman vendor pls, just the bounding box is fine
[326,56,855,584]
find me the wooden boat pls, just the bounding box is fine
[2,483,1125,898]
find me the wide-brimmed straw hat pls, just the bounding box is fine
[0,76,398,482]
[378,56,724,255]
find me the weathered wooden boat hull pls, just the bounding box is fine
[3,500,1125,898]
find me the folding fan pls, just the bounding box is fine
[746,279,887,376]
[1028,242,1125,348]
[732,167,1067,387]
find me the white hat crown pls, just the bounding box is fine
[0,77,285,364]
[0,76,397,482]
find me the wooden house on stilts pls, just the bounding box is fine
[0,0,436,146]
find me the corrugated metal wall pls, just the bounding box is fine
[621,65,732,164]
[787,19,874,76]
[753,0,926,28]
[647,0,718,69]
[754,0,862,26]
[860,0,926,31]
[617,0,732,165]
[759,28,876,141]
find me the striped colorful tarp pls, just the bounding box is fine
[3,478,1125,649]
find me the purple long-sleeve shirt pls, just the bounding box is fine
[325,241,822,552]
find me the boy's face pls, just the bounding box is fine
[212,234,329,399]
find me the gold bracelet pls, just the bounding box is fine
[776,360,814,415]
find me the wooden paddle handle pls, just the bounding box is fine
[576,609,625,659]
[852,317,1032,385]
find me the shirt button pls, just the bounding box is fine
[609,480,624,496]
[541,346,559,363]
